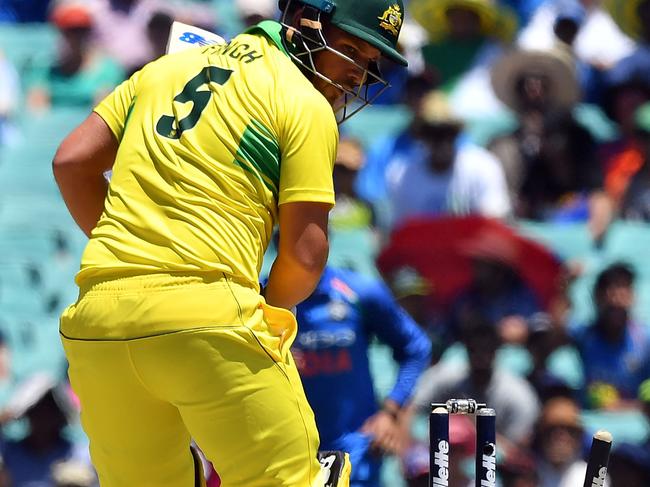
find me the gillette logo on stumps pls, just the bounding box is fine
[431,440,449,486]
[480,445,496,487]
[591,467,607,487]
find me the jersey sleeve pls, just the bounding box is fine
[277,88,338,206]
[93,70,141,142]
[358,277,432,406]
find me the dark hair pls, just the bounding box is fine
[459,313,499,349]
[594,262,635,297]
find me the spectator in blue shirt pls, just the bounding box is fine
[0,0,52,23]
[572,262,650,410]
[292,266,431,487]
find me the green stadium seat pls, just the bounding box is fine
[328,229,380,278]
[0,312,66,383]
[343,104,412,148]
[0,24,58,74]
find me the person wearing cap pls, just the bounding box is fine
[411,0,517,86]
[388,266,449,364]
[24,2,124,111]
[291,264,431,487]
[52,0,408,485]
[488,45,580,200]
[410,0,518,119]
[385,90,511,229]
[488,46,612,242]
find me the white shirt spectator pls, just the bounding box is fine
[518,3,635,68]
[386,143,511,228]
[538,459,610,487]
[411,361,540,444]
[88,0,214,72]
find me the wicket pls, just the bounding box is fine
[429,399,496,487]
[582,430,613,487]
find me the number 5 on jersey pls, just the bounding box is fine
[156,66,233,139]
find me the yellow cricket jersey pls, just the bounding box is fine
[78,21,338,289]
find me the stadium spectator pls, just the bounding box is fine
[446,229,543,344]
[607,442,650,487]
[235,0,278,27]
[499,449,539,487]
[87,0,214,74]
[517,111,609,235]
[24,2,124,110]
[532,395,602,487]
[0,0,53,23]
[385,90,511,228]
[355,70,437,208]
[519,0,635,70]
[292,265,431,487]
[525,314,574,400]
[411,0,517,119]
[489,47,581,202]
[612,102,650,220]
[143,11,174,70]
[572,262,650,410]
[489,47,611,241]
[329,137,375,232]
[406,316,541,450]
[0,374,94,487]
[492,47,612,241]
[600,5,650,207]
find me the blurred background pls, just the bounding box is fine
[2,0,650,485]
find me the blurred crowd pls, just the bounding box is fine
[2,0,650,486]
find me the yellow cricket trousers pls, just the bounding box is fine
[60,273,322,487]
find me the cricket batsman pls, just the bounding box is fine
[51,0,408,486]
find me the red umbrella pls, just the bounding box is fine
[377,216,563,310]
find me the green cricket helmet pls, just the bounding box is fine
[278,0,408,123]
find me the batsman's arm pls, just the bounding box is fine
[52,112,117,237]
[264,201,330,310]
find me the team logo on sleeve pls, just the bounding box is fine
[378,4,403,36]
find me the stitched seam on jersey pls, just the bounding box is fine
[223,272,245,327]
[59,326,241,342]
[243,328,317,479]
[124,341,159,399]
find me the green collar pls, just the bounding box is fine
[244,20,290,57]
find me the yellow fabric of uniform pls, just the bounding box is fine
[80,21,338,289]
[61,274,323,487]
